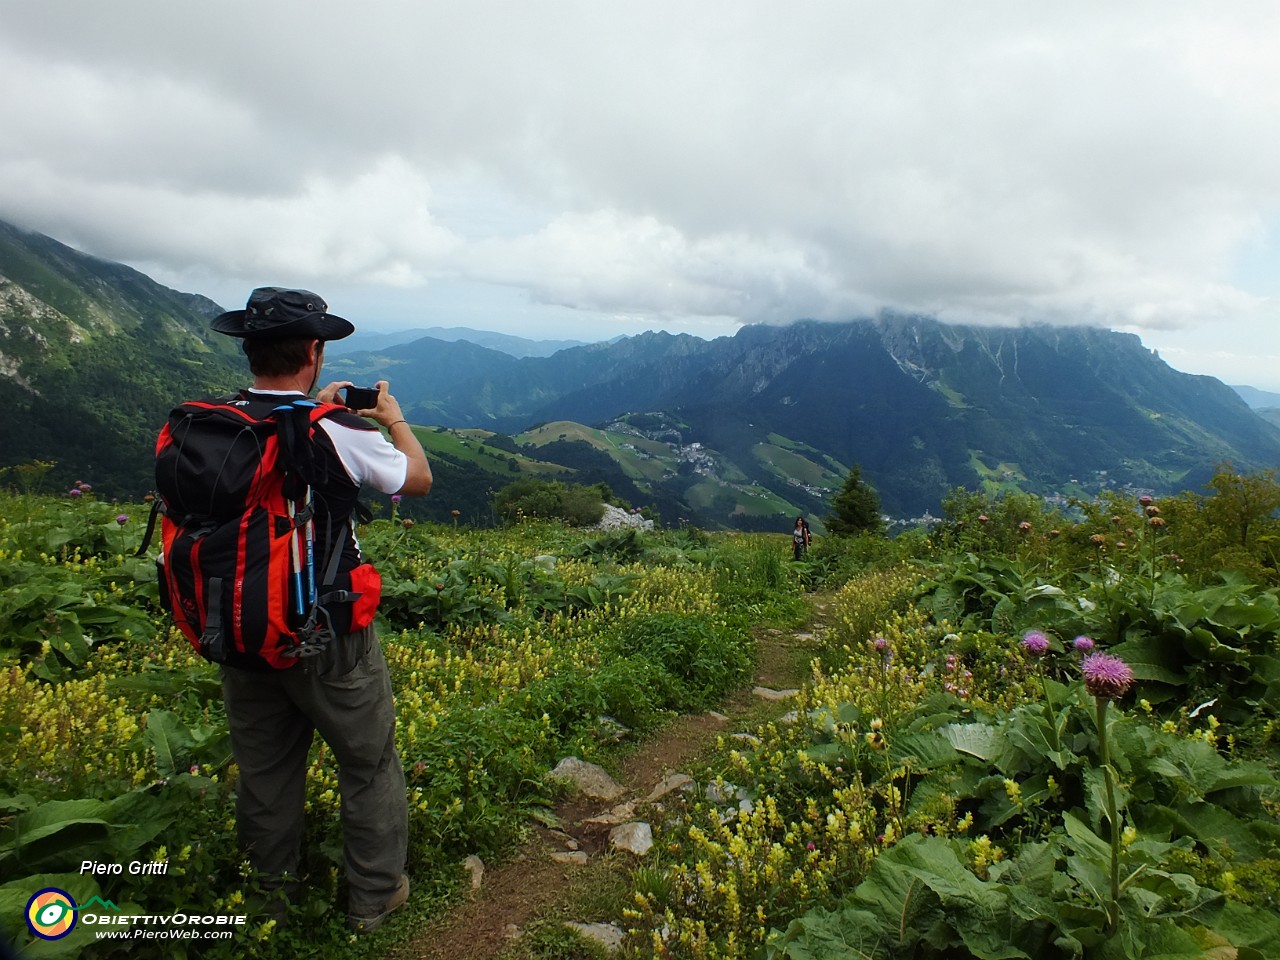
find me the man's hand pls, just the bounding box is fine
[317,380,407,429]
[316,380,352,405]
[362,381,408,428]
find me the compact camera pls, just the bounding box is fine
[342,385,381,410]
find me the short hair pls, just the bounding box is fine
[241,338,319,377]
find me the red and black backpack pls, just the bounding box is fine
[145,394,381,670]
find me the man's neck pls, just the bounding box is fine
[251,373,313,395]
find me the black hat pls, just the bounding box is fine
[210,287,355,340]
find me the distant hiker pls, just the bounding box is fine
[792,515,812,560]
[153,287,432,932]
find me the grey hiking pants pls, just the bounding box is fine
[220,625,408,914]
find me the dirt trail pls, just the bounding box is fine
[398,605,824,960]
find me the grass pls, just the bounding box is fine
[414,426,569,477]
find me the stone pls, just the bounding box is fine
[706,710,729,722]
[704,780,744,804]
[551,850,591,865]
[591,504,654,532]
[719,798,755,826]
[565,921,626,952]
[753,686,800,701]
[547,757,627,801]
[583,800,637,826]
[594,715,632,743]
[548,829,580,850]
[462,854,484,890]
[645,773,694,803]
[609,821,654,856]
[730,732,761,746]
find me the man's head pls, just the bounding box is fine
[212,287,353,385]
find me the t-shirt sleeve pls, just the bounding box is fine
[317,418,409,495]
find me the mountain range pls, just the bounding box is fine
[2,217,1279,527]
[325,316,1280,520]
[329,326,588,359]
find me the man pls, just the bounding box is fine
[208,287,431,932]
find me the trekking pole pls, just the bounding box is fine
[303,485,317,606]
[274,401,309,620]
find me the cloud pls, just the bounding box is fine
[2,0,1279,361]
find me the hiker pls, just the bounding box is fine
[792,516,811,560]
[160,287,431,932]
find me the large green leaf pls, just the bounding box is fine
[1062,812,1111,865]
[889,732,961,769]
[768,906,885,960]
[1195,899,1280,955]
[1110,636,1187,686]
[941,722,1008,764]
[144,709,193,778]
[1173,802,1277,860]
[2,799,112,872]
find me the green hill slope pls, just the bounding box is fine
[0,221,243,495]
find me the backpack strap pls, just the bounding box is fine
[135,497,165,557]
[201,578,227,662]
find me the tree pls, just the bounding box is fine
[1204,463,1280,548]
[491,477,608,526]
[826,465,884,536]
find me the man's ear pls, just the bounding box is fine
[310,339,324,364]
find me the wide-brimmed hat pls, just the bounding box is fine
[211,287,354,340]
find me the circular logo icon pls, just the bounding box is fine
[26,887,78,940]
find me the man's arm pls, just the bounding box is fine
[386,419,433,495]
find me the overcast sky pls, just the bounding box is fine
[3,2,1279,387]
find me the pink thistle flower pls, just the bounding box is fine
[1082,652,1134,700]
[1072,635,1095,654]
[391,494,403,504]
[68,488,82,497]
[1021,631,1050,657]
[116,514,129,525]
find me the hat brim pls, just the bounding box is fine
[210,309,355,341]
